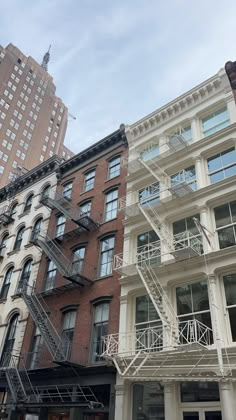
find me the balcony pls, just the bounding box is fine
[40,191,100,230]
[31,231,93,286]
[113,232,202,276]
[0,206,14,227]
[103,320,212,359]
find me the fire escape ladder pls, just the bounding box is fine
[5,367,27,404]
[138,157,168,186]
[138,203,173,251]
[40,193,79,223]
[137,262,178,344]
[21,289,68,362]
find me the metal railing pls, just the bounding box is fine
[102,319,212,357]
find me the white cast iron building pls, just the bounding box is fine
[104,68,236,420]
[0,156,60,386]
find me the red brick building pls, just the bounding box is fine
[19,125,127,420]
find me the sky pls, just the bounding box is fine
[1,0,236,153]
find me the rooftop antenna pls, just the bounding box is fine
[41,45,51,72]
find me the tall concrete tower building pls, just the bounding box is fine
[0,43,73,187]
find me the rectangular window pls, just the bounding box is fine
[169,125,192,143]
[63,182,73,199]
[207,148,236,184]
[28,327,43,369]
[202,107,230,137]
[173,214,202,252]
[44,260,56,290]
[108,156,120,179]
[79,201,91,217]
[171,166,197,191]
[72,247,85,274]
[176,280,212,341]
[104,189,118,221]
[180,382,220,402]
[55,214,66,238]
[214,201,236,249]
[223,273,236,341]
[62,311,76,359]
[91,302,109,362]
[84,169,96,192]
[141,142,159,161]
[99,236,115,277]
[139,182,160,206]
[137,230,160,266]
[135,296,161,352]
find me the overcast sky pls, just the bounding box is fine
[1,0,236,153]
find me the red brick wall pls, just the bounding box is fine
[21,141,127,368]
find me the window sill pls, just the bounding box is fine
[101,217,117,225]
[7,249,21,257]
[0,298,7,304]
[11,293,21,300]
[95,274,113,281]
[18,210,30,219]
[24,243,34,249]
[105,175,120,183]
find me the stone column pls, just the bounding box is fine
[226,98,236,124]
[191,118,201,142]
[220,381,235,420]
[114,383,127,420]
[194,156,206,189]
[164,382,178,420]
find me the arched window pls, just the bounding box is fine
[14,226,25,250]
[0,233,9,257]
[0,267,14,299]
[31,218,43,242]
[41,185,50,201]
[0,314,19,366]
[9,202,18,218]
[24,194,34,212]
[18,259,33,291]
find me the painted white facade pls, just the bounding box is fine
[107,69,236,420]
[0,159,59,369]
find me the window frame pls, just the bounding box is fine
[98,235,115,278]
[14,226,25,250]
[18,259,33,291]
[0,233,9,257]
[84,169,96,192]
[79,200,91,217]
[55,214,66,238]
[90,301,110,363]
[214,200,236,249]
[207,148,236,184]
[72,246,86,275]
[104,188,118,222]
[44,260,57,291]
[61,310,77,359]
[24,194,34,212]
[62,181,73,199]
[201,106,230,137]
[0,267,14,299]
[0,313,19,366]
[108,156,121,180]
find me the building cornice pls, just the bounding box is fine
[127,70,232,141]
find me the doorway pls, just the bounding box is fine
[182,410,222,420]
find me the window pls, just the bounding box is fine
[173,214,202,252]
[91,302,109,362]
[223,273,236,341]
[31,218,43,242]
[18,259,32,291]
[135,296,161,352]
[132,383,164,420]
[0,233,9,257]
[0,267,13,299]
[79,201,91,217]
[72,247,85,274]
[207,148,236,184]
[28,327,43,369]
[202,107,230,137]
[141,142,159,161]
[108,156,120,179]
[137,230,160,266]
[169,125,192,143]
[55,214,66,238]
[84,169,96,192]
[139,182,160,206]
[9,202,17,217]
[41,185,50,200]
[171,166,197,191]
[99,236,115,277]
[44,260,57,290]
[214,201,236,249]
[180,382,220,402]
[176,280,212,340]
[0,314,19,366]
[24,194,33,212]
[14,226,25,250]
[61,310,76,359]
[63,182,73,199]
[104,189,118,221]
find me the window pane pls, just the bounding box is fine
[181,382,220,402]
[218,226,235,249]
[192,281,209,312]
[208,153,221,173]
[176,284,192,315]
[210,172,224,184]
[221,148,236,166]
[173,219,186,235]
[230,201,236,223]
[223,273,236,306]
[132,383,164,420]
[214,204,231,228]
[228,307,236,341]
[136,296,149,324]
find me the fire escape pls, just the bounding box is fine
[0,190,103,410]
[103,134,221,379]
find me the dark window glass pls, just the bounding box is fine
[99,236,115,277]
[208,148,236,184]
[104,189,118,221]
[63,182,73,199]
[132,383,164,420]
[0,234,9,257]
[44,260,56,290]
[18,259,32,291]
[41,185,50,200]
[84,169,95,192]
[62,310,76,359]
[180,382,220,402]
[31,218,43,242]
[14,226,25,250]
[24,194,33,212]
[9,203,17,217]
[28,327,43,369]
[91,303,109,362]
[55,214,66,238]
[0,267,13,299]
[214,201,236,249]
[108,156,120,179]
[0,314,19,366]
[72,247,85,274]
